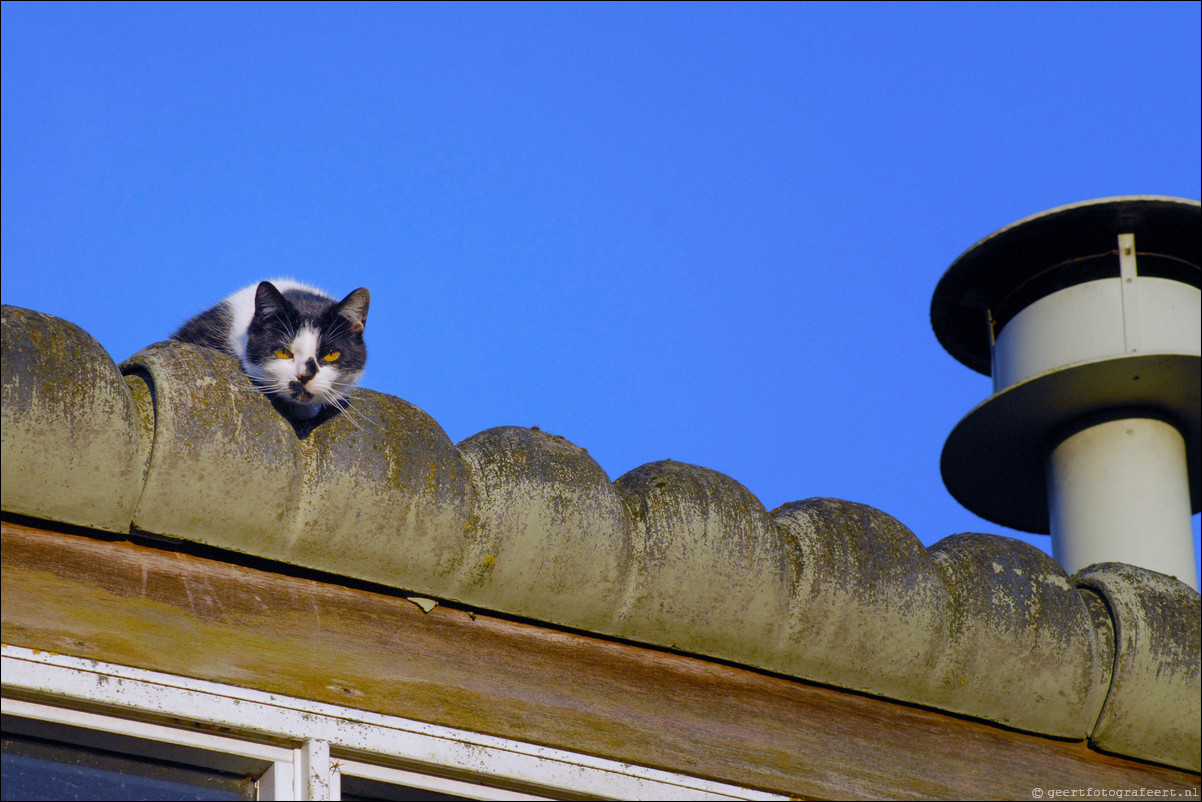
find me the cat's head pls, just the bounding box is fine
[242,281,370,419]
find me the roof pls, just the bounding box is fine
[2,303,1200,773]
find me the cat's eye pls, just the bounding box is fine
[275,348,293,360]
[322,351,340,363]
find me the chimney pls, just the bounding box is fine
[931,196,1200,590]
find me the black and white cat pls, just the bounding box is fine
[172,279,370,420]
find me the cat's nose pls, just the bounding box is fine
[298,358,318,382]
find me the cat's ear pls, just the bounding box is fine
[253,281,290,320]
[336,288,370,333]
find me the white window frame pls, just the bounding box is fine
[2,644,785,801]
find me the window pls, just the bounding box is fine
[2,645,782,801]
[3,722,257,801]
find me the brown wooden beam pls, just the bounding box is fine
[2,519,1198,799]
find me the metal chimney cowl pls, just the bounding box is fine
[931,196,1201,591]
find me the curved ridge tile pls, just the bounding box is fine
[1076,563,1201,771]
[290,391,476,590]
[1,306,141,532]
[771,499,950,705]
[1076,585,1117,734]
[454,426,629,629]
[612,460,793,664]
[121,342,307,549]
[120,342,474,590]
[927,534,1102,737]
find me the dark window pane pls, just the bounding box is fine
[340,774,475,801]
[1,735,255,801]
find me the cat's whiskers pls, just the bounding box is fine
[241,372,379,431]
[323,387,382,432]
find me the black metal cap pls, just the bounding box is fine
[941,353,1201,533]
[931,196,1201,376]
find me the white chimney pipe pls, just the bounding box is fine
[931,196,1200,590]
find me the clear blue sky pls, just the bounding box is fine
[3,1,1199,584]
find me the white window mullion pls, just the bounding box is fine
[297,738,333,801]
